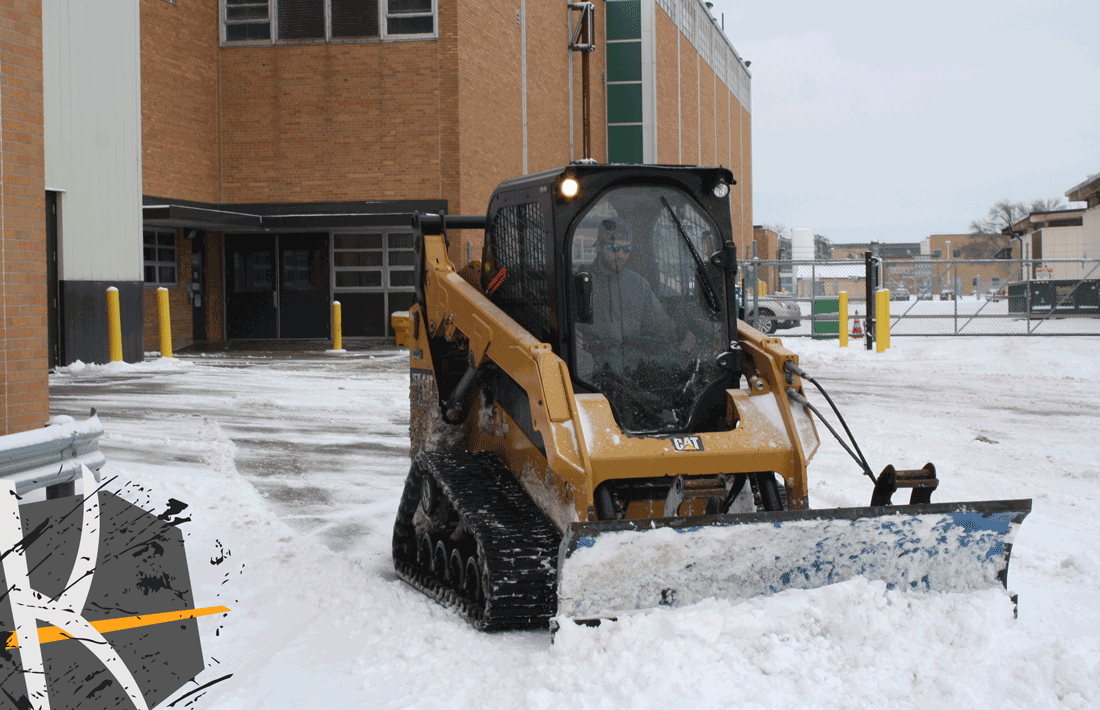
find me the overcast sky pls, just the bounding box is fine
[706,0,1100,244]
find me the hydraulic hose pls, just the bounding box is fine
[783,360,876,484]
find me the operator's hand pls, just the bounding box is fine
[678,330,698,352]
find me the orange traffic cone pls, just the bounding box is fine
[851,310,863,337]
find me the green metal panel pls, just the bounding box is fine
[608,125,644,164]
[606,41,642,82]
[606,0,641,41]
[607,83,643,124]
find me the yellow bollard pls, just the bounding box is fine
[875,289,889,353]
[757,280,767,296]
[839,292,848,348]
[106,287,123,362]
[157,287,173,358]
[332,301,342,350]
[882,291,891,350]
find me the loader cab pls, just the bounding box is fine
[484,165,739,436]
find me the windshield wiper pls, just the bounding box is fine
[660,196,721,314]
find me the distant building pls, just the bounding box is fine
[922,234,1016,296]
[1007,209,1087,279]
[1065,172,1100,272]
[750,226,784,293]
[830,242,921,260]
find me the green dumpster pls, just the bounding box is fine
[813,299,840,339]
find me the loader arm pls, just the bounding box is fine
[396,227,595,521]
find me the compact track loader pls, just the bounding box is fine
[390,164,1030,630]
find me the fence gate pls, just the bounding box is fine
[739,258,1100,337]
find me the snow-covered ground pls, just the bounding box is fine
[47,338,1100,709]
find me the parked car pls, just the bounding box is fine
[736,288,802,335]
[940,289,955,301]
[891,288,910,301]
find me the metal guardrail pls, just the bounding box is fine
[0,413,105,495]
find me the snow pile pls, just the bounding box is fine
[551,583,1095,710]
[54,357,194,376]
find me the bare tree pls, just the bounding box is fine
[1028,197,1066,213]
[969,196,1070,237]
[968,199,1029,237]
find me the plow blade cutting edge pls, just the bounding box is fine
[556,499,1032,622]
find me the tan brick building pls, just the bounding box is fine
[140,0,754,344]
[0,0,48,434]
[918,234,1018,295]
[3,0,754,435]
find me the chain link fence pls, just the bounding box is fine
[739,258,1100,336]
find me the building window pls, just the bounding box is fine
[953,249,961,258]
[932,249,942,258]
[332,232,415,290]
[223,0,433,44]
[386,0,434,36]
[225,0,272,41]
[278,0,325,40]
[144,229,177,285]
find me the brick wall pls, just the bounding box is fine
[219,41,442,204]
[141,0,219,348]
[699,61,714,165]
[0,0,47,434]
[654,4,751,253]
[452,0,609,267]
[738,102,752,256]
[678,32,698,165]
[141,0,220,203]
[205,232,224,341]
[655,8,678,164]
[141,229,194,353]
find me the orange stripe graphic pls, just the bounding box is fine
[5,605,231,649]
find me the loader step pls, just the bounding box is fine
[392,450,562,630]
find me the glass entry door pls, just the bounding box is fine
[279,233,330,339]
[226,236,278,339]
[227,234,332,340]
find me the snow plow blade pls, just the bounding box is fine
[556,499,1031,622]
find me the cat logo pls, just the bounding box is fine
[672,436,704,452]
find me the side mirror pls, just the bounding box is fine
[574,272,593,323]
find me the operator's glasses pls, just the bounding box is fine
[603,243,633,253]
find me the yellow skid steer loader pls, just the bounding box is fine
[390,164,1030,630]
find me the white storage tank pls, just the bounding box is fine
[792,228,815,261]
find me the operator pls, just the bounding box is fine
[575,218,697,378]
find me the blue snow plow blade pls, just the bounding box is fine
[556,499,1031,621]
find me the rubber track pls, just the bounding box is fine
[392,451,562,631]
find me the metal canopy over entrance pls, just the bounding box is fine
[142,196,447,343]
